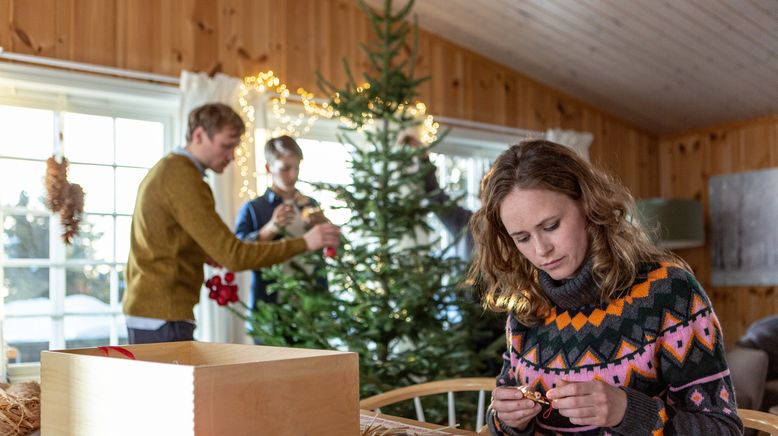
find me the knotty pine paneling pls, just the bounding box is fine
[0,0,658,199]
[13,0,770,348]
[659,115,778,345]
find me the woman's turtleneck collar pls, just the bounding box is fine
[537,260,598,310]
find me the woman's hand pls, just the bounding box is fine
[491,386,542,430]
[546,379,627,428]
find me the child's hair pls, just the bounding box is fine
[185,103,245,143]
[264,135,303,164]
[467,140,687,325]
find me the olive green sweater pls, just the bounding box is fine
[123,154,307,321]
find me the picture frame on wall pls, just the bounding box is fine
[709,167,778,286]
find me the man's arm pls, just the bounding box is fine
[164,166,306,271]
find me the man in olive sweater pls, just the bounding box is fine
[123,103,341,344]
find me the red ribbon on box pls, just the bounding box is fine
[98,346,136,360]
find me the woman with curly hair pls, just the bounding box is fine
[470,140,742,435]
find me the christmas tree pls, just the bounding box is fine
[247,0,501,418]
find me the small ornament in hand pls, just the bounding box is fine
[302,206,337,258]
[301,205,327,225]
[206,270,238,306]
[518,385,553,419]
[517,385,549,405]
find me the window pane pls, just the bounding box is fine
[431,153,467,194]
[65,293,112,314]
[115,167,147,214]
[115,118,164,167]
[65,315,111,349]
[63,112,114,164]
[296,139,353,227]
[66,214,114,261]
[3,266,49,303]
[66,265,111,304]
[298,139,352,184]
[0,105,54,160]
[116,216,131,263]
[0,159,47,210]
[4,316,50,363]
[69,164,114,213]
[3,214,49,258]
[117,265,126,304]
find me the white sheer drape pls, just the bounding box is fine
[545,128,594,162]
[179,71,255,344]
[0,289,6,382]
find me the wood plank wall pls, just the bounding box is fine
[659,115,778,345]
[3,0,769,347]
[0,0,658,198]
[3,0,768,348]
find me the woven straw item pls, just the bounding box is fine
[0,381,41,436]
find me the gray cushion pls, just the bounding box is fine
[726,346,769,410]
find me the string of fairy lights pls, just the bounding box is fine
[235,71,440,199]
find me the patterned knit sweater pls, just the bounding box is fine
[488,262,743,435]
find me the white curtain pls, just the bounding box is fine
[179,71,255,344]
[0,288,6,382]
[545,128,594,162]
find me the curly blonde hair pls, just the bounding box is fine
[468,140,687,326]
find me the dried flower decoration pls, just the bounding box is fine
[45,155,85,245]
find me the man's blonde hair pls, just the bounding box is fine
[264,135,303,164]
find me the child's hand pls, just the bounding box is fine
[302,206,327,226]
[270,203,294,229]
[398,131,423,148]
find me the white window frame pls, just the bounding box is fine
[0,63,180,378]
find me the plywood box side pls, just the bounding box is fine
[50,341,194,365]
[41,351,196,436]
[193,353,360,436]
[189,341,356,365]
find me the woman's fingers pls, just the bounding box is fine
[491,387,543,428]
[547,380,628,428]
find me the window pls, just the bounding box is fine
[259,105,521,257]
[281,137,353,227]
[0,64,178,363]
[427,151,492,256]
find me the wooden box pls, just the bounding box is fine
[41,341,359,435]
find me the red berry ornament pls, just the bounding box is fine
[323,246,336,257]
[206,270,240,306]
